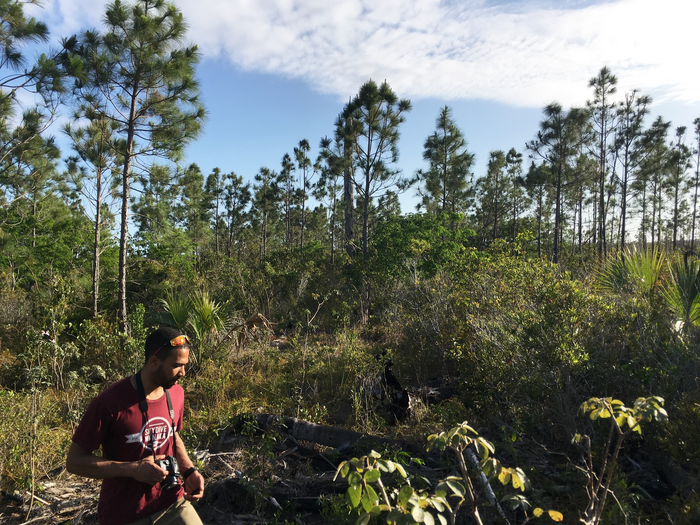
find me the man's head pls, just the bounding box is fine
[144,327,190,389]
[145,327,189,363]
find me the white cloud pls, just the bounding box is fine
[40,0,700,107]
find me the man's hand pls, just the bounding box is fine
[183,470,204,501]
[133,455,168,485]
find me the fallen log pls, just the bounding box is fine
[225,414,394,450]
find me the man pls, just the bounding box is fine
[67,327,205,525]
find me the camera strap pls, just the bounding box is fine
[135,371,177,454]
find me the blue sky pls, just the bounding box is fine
[35,0,700,213]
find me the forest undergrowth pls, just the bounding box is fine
[1,240,700,524]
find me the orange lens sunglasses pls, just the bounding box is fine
[152,335,190,358]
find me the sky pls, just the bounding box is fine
[31,0,700,213]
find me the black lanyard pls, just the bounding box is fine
[135,371,177,455]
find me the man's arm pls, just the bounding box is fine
[174,433,204,501]
[66,442,167,485]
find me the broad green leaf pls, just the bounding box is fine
[349,471,362,486]
[361,491,372,513]
[365,484,379,506]
[398,485,414,508]
[364,469,381,483]
[435,483,448,498]
[347,484,362,508]
[446,480,465,497]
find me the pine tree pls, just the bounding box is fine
[222,171,251,258]
[205,167,224,255]
[74,0,205,332]
[315,136,346,265]
[294,138,312,259]
[337,80,411,254]
[252,167,280,259]
[613,90,651,248]
[691,119,700,249]
[417,106,474,226]
[634,117,671,249]
[527,103,588,263]
[64,106,120,317]
[667,127,693,249]
[587,67,618,256]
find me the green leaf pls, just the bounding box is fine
[361,491,372,513]
[365,484,379,506]
[364,469,381,483]
[446,480,465,497]
[335,461,348,480]
[398,485,414,508]
[347,484,362,508]
[349,471,362,486]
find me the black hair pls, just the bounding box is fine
[144,327,188,363]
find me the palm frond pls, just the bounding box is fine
[158,291,191,331]
[188,291,226,342]
[597,246,664,297]
[664,254,700,332]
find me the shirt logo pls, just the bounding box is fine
[125,417,172,451]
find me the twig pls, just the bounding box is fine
[26,493,50,506]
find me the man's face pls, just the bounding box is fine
[154,346,189,389]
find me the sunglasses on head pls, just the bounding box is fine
[152,335,190,358]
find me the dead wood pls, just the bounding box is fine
[223,313,274,354]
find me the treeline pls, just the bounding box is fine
[2,0,699,337]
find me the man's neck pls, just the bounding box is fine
[132,369,164,400]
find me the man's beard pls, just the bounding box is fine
[156,366,179,389]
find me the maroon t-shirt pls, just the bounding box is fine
[72,377,185,525]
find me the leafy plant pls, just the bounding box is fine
[664,253,700,334]
[427,422,562,525]
[335,449,453,525]
[188,291,227,344]
[158,291,191,331]
[596,246,664,297]
[335,421,562,525]
[575,396,668,525]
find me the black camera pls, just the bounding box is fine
[155,456,181,491]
